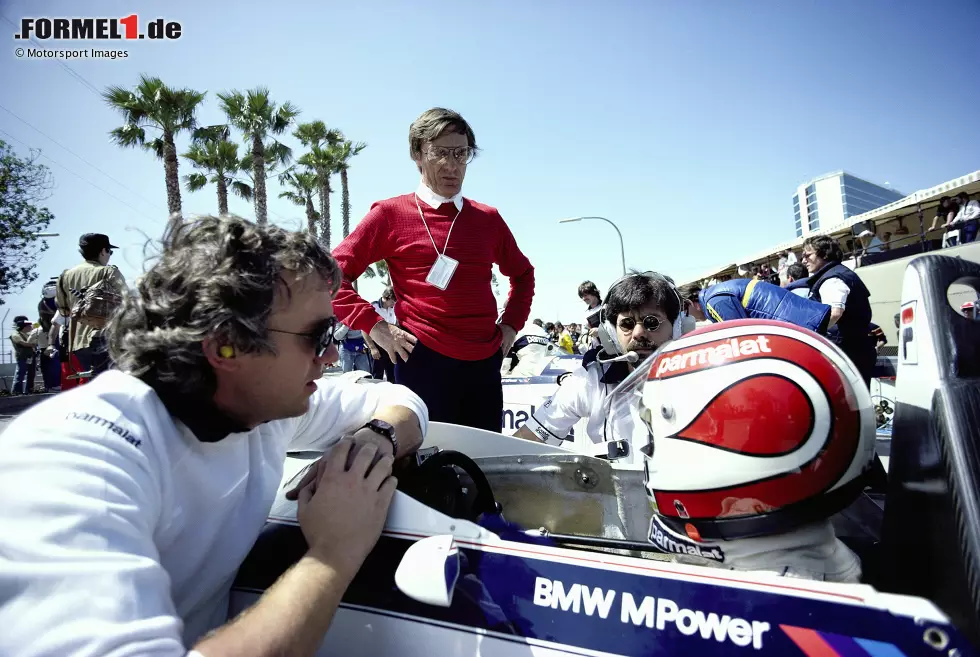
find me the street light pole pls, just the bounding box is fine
[558,216,626,276]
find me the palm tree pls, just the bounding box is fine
[217,88,299,224]
[278,168,320,236]
[294,121,343,246]
[182,125,252,215]
[239,140,292,190]
[332,139,367,238]
[103,75,205,217]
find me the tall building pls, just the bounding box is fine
[792,171,903,238]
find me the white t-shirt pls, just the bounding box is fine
[29,326,49,349]
[817,277,850,309]
[0,370,428,656]
[790,287,810,298]
[954,200,980,223]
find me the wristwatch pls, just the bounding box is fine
[362,419,398,457]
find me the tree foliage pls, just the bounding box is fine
[278,168,320,236]
[103,75,205,216]
[218,88,298,224]
[183,124,252,215]
[294,120,342,246]
[0,140,54,305]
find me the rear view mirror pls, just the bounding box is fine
[394,534,460,608]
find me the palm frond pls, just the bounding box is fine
[231,180,253,201]
[278,190,305,206]
[108,124,146,149]
[264,140,292,169]
[192,124,231,143]
[147,137,165,159]
[102,85,143,121]
[217,90,250,133]
[325,128,344,146]
[293,120,328,146]
[185,172,209,191]
[270,101,300,135]
[332,139,367,172]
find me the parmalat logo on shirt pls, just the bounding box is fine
[66,411,142,448]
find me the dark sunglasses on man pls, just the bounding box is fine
[268,316,338,357]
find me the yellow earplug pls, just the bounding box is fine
[219,345,235,358]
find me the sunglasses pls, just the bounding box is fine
[616,315,664,333]
[268,316,338,357]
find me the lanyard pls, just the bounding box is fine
[414,194,462,257]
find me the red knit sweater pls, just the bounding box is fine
[331,193,535,361]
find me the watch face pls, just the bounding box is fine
[368,419,394,436]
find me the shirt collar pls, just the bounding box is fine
[416,181,463,211]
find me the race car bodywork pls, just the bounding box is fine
[500,329,582,436]
[230,425,973,657]
[229,255,980,656]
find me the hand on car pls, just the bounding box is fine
[292,439,397,579]
[285,431,394,502]
[370,320,417,363]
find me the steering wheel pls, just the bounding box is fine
[397,450,498,522]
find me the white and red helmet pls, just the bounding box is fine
[637,319,876,542]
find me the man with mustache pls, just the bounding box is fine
[515,272,681,462]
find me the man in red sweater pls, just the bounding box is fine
[331,108,535,431]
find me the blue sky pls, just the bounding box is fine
[1,0,977,329]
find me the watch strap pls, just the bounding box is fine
[363,419,397,457]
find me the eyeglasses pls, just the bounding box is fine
[802,251,816,260]
[268,316,338,357]
[617,315,664,333]
[423,146,476,165]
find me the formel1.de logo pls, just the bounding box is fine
[14,16,182,41]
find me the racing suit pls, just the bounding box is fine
[648,515,861,583]
[699,279,831,334]
[0,370,428,656]
[523,346,646,463]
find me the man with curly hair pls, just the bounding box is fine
[0,215,429,657]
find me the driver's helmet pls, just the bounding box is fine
[635,319,876,542]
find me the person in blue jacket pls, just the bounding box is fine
[680,278,832,335]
